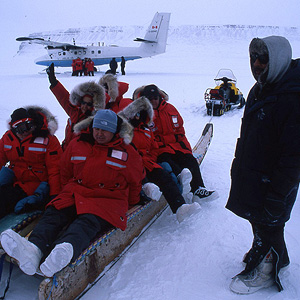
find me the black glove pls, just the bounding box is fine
[46,63,58,87]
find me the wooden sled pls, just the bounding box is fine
[38,197,167,300]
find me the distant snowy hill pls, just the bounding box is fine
[17,24,300,53]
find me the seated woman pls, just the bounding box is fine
[0,106,62,219]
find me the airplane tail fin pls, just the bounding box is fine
[135,12,170,55]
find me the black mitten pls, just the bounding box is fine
[46,63,58,87]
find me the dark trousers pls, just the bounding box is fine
[244,222,288,272]
[29,206,112,261]
[147,168,185,213]
[157,151,205,193]
[0,185,27,219]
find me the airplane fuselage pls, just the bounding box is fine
[35,45,146,67]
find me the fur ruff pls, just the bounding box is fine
[8,105,59,135]
[69,81,106,111]
[118,96,154,125]
[73,112,133,145]
[132,85,169,101]
[99,74,119,102]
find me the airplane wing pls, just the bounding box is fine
[16,37,87,50]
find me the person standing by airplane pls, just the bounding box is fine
[109,58,118,75]
[46,63,106,150]
[86,58,95,76]
[121,56,126,75]
[75,57,83,76]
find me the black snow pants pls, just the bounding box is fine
[146,167,185,213]
[0,184,27,219]
[29,206,112,261]
[157,151,205,193]
[242,222,288,291]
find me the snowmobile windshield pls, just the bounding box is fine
[214,69,237,86]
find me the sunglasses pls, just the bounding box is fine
[81,100,93,107]
[250,52,269,64]
[13,121,34,134]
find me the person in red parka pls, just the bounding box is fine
[86,58,95,76]
[119,97,200,222]
[0,106,62,219]
[46,63,106,150]
[0,109,144,278]
[98,73,132,113]
[134,84,218,203]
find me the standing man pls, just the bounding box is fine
[226,36,300,294]
[121,56,126,75]
[109,58,118,75]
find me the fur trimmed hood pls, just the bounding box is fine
[118,97,154,125]
[99,74,119,102]
[9,105,59,136]
[132,86,169,101]
[73,110,134,145]
[69,81,106,111]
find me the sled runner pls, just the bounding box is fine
[192,123,213,165]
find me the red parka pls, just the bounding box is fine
[50,81,105,150]
[105,81,132,113]
[0,128,62,197]
[51,82,86,150]
[131,125,162,172]
[99,74,132,113]
[150,99,192,156]
[47,134,144,230]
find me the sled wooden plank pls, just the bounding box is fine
[192,123,213,165]
[38,198,167,300]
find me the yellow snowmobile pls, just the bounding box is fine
[204,69,245,116]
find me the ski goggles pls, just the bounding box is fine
[12,120,34,134]
[250,52,269,64]
[80,100,93,107]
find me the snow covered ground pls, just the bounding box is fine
[0,25,300,300]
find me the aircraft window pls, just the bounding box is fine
[98,50,101,54]
[74,51,77,55]
[58,52,61,56]
[79,51,82,55]
[83,51,86,54]
[63,52,66,55]
[91,51,94,54]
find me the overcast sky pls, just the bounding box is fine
[2,0,299,36]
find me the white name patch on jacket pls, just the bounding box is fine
[172,115,179,127]
[33,137,49,145]
[110,149,128,161]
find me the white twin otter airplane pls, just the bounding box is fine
[16,12,171,68]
